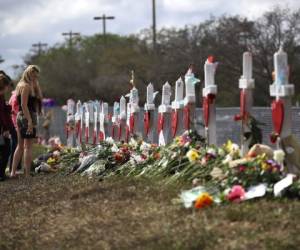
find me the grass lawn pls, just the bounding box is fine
[0,172,300,250]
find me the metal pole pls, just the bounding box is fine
[152,0,156,50]
[103,14,106,36]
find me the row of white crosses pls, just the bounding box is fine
[65,61,217,147]
[65,48,295,158]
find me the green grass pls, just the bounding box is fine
[0,174,300,250]
[32,143,48,159]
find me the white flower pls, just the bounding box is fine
[210,167,225,180]
[222,154,233,164]
[218,148,225,157]
[140,142,151,152]
[111,144,119,153]
[231,143,240,152]
[273,150,285,164]
[105,137,114,145]
[207,148,216,156]
[132,154,145,164]
[54,137,61,145]
[129,138,138,148]
[53,150,60,157]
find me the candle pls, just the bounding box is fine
[162,82,171,105]
[175,77,184,102]
[204,56,217,87]
[274,47,288,86]
[120,96,126,118]
[147,83,154,104]
[242,52,252,80]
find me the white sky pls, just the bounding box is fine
[0,0,299,76]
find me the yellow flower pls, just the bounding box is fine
[186,149,200,163]
[224,140,232,153]
[47,157,56,166]
[261,162,269,171]
[224,140,240,159]
[194,192,214,209]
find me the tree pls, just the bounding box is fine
[24,7,300,106]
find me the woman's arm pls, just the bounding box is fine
[34,80,43,100]
[33,80,43,114]
[21,85,33,127]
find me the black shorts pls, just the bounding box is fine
[17,112,37,139]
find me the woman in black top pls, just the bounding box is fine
[10,65,43,178]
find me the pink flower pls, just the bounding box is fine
[238,165,246,172]
[227,185,245,203]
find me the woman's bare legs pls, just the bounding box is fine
[10,128,24,177]
[24,138,33,177]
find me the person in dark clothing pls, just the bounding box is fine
[0,72,14,181]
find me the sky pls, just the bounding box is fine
[0,0,299,76]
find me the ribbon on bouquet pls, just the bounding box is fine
[171,110,178,137]
[203,93,216,127]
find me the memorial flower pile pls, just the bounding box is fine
[33,131,300,208]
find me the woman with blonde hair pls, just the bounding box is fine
[10,65,43,178]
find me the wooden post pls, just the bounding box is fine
[184,66,200,131]
[129,87,140,139]
[171,77,184,137]
[75,100,82,147]
[119,96,127,142]
[202,57,218,145]
[144,83,158,143]
[239,52,255,155]
[99,102,111,141]
[158,82,172,146]
[111,101,120,141]
[66,99,75,147]
[270,47,294,145]
[93,101,101,145]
